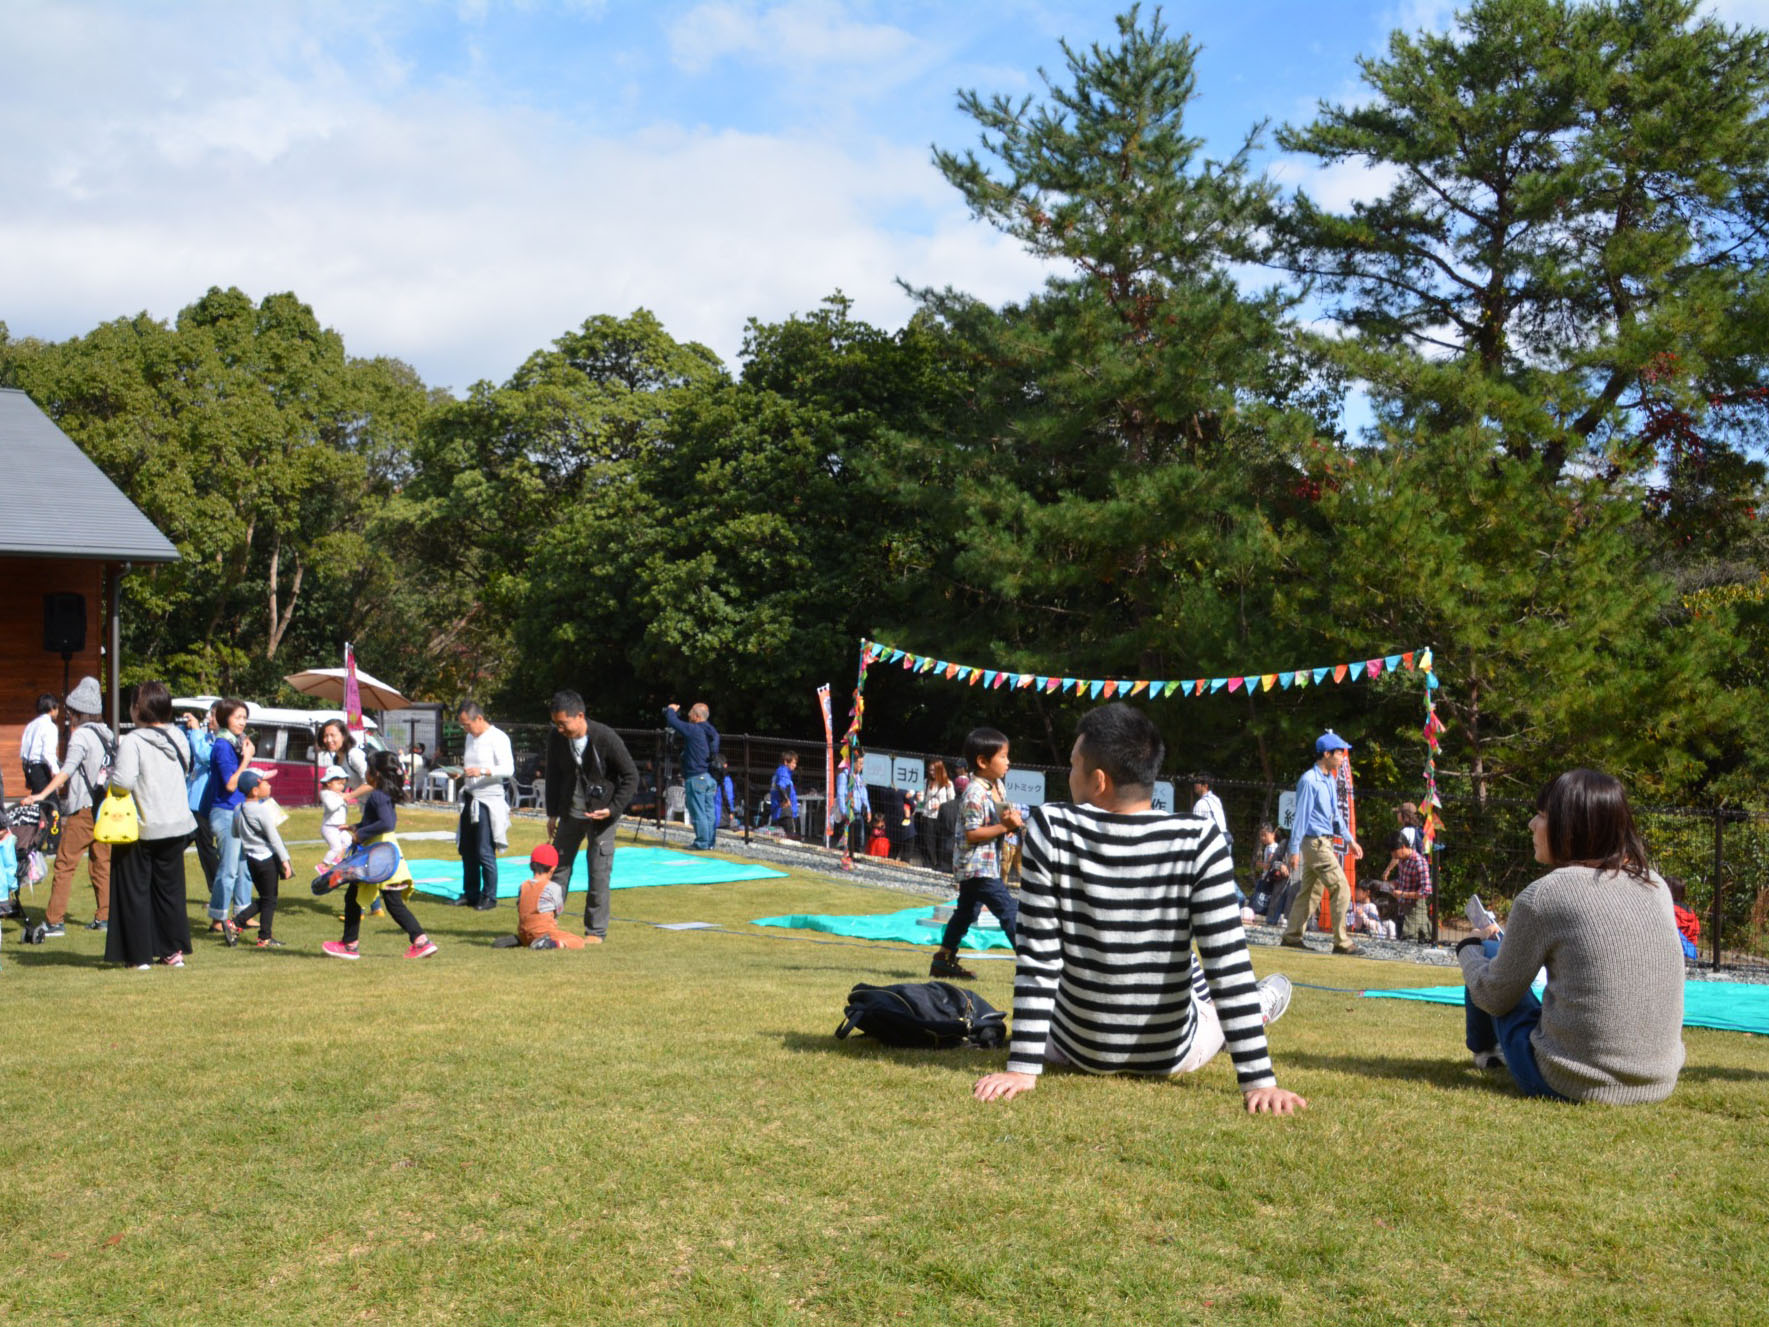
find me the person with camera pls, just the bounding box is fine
[544,690,639,944]
[663,701,722,850]
[456,702,514,910]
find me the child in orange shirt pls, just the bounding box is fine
[517,844,585,950]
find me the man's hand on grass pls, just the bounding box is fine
[1243,1087,1309,1116]
[974,1071,1037,1102]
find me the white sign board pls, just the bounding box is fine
[1277,791,1297,831]
[892,757,925,794]
[1003,768,1047,806]
[1150,780,1175,812]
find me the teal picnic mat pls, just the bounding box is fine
[749,904,1013,952]
[407,846,785,900]
[1363,979,1769,1036]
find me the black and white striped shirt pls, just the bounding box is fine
[1005,803,1275,1089]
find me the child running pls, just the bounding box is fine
[516,844,584,949]
[323,750,436,960]
[929,727,1024,980]
[224,771,291,949]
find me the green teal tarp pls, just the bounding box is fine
[1363,980,1769,1036]
[408,846,785,900]
[749,904,1013,951]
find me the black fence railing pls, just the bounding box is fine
[424,721,1766,973]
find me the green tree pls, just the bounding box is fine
[891,6,1341,768]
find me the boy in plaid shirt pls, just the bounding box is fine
[1382,831,1434,941]
[930,728,1023,979]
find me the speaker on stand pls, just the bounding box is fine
[43,593,86,728]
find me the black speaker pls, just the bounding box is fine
[43,593,86,655]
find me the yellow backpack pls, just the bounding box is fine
[92,787,141,845]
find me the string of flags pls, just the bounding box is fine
[837,636,1448,846]
[856,637,1435,700]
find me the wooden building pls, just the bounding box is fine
[0,389,179,782]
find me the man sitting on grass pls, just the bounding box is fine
[973,703,1307,1117]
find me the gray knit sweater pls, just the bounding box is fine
[1458,865,1685,1105]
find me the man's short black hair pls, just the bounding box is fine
[550,690,586,717]
[962,727,1009,773]
[35,693,59,716]
[1193,771,1214,787]
[1074,704,1163,791]
[1387,830,1412,853]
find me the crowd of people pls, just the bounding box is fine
[4,682,1691,1108]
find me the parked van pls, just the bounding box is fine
[171,697,385,808]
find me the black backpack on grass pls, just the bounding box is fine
[835,980,1006,1050]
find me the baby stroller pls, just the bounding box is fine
[2,802,51,933]
[311,840,402,895]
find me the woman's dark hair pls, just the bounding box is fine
[319,718,357,753]
[1664,875,1686,906]
[1073,703,1163,792]
[214,698,248,728]
[36,693,60,716]
[132,681,173,726]
[1536,769,1651,882]
[928,759,949,786]
[962,727,1010,774]
[366,749,405,803]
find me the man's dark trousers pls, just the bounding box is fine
[554,814,615,938]
[460,802,498,907]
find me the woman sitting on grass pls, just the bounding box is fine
[1458,769,1684,1104]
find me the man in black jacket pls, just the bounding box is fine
[544,690,639,944]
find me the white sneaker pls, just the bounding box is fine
[1257,973,1293,1028]
[1472,1049,1505,1070]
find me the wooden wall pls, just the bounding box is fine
[0,558,105,788]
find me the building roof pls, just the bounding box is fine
[0,388,180,563]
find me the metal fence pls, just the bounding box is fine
[426,720,1767,973]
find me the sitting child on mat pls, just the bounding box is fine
[516,844,584,950]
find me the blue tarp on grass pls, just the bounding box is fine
[1363,979,1769,1036]
[407,846,785,900]
[749,903,1013,952]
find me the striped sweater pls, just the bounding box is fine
[1005,803,1276,1089]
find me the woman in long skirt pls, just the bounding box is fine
[106,682,197,968]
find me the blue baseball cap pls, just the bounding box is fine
[237,770,265,793]
[1315,731,1352,754]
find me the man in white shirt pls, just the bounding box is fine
[456,702,514,911]
[20,693,63,794]
[1192,773,1229,841]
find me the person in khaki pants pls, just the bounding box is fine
[1280,731,1365,955]
[20,676,114,937]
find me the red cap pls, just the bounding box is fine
[530,844,559,870]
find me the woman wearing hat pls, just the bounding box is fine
[20,675,115,937]
[106,681,197,968]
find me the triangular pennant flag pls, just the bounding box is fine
[1210,678,1227,693]
[1129,680,1148,697]
[1227,676,1244,693]
[1385,654,1402,672]
[901,654,914,670]
[1089,679,1105,698]
[1261,673,1278,692]
[1312,667,1328,684]
[1333,664,1348,683]
[1044,676,1060,693]
[1016,674,1033,689]
[939,661,955,678]
[1366,658,1382,679]
[1101,680,1118,699]
[1419,648,1433,671]
[993,671,1009,690]
[1426,671,1439,690]
[1401,651,1415,670]
[1279,672,1293,690]
[1061,677,1076,694]
[888,648,904,664]
[1146,681,1164,699]
[983,670,997,688]
[1034,676,1049,691]
[1191,680,1204,696]
[954,666,970,682]
[969,668,983,686]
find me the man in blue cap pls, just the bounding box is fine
[1280,730,1365,954]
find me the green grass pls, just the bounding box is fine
[4,807,1767,1325]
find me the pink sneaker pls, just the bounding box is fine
[321,941,361,960]
[404,939,438,959]
[162,951,185,968]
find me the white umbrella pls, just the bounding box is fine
[283,666,412,711]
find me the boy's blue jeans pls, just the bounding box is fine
[940,876,1017,953]
[1464,939,1567,1100]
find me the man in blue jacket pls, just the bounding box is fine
[664,702,722,850]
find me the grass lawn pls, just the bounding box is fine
[4,806,1767,1325]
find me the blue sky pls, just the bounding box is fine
[3,0,1765,394]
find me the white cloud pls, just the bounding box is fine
[669,0,925,74]
[1269,155,1402,211]
[0,1,1047,393]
